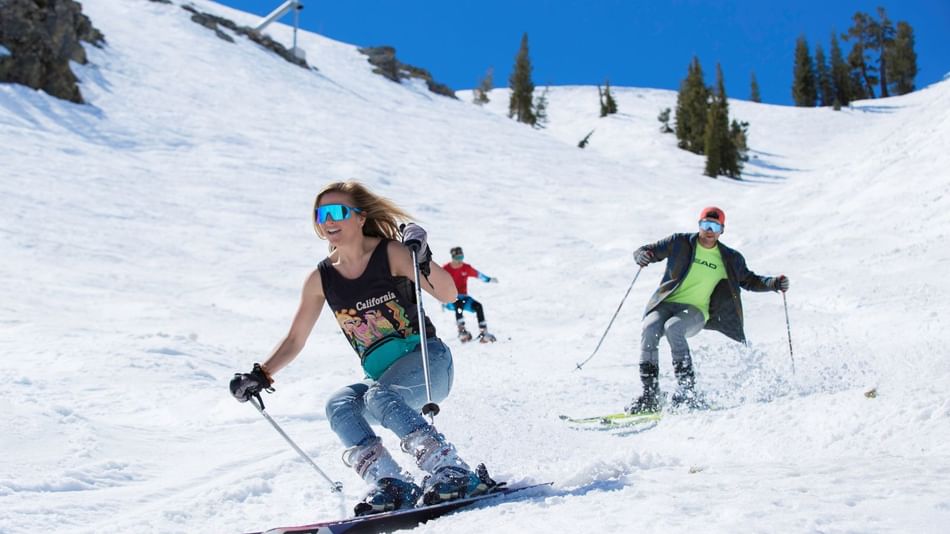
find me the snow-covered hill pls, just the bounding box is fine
[2,1,948,533]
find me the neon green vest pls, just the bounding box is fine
[664,243,727,320]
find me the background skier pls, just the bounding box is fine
[628,206,790,413]
[442,246,499,343]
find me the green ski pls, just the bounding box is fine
[558,411,662,432]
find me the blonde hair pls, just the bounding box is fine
[313,181,413,241]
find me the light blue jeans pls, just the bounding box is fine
[325,338,453,447]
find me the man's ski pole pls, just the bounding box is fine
[782,291,796,375]
[575,266,643,371]
[248,395,344,494]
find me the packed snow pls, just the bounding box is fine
[2,1,949,533]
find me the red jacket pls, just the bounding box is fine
[442,261,481,295]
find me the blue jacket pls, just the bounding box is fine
[637,233,778,343]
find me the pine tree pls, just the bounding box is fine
[534,86,549,129]
[887,21,917,95]
[829,32,851,108]
[598,81,618,117]
[704,64,740,178]
[844,12,878,99]
[657,107,673,133]
[578,129,594,148]
[508,33,536,125]
[604,80,618,115]
[815,45,833,107]
[871,7,896,98]
[792,35,817,107]
[750,71,761,103]
[473,67,493,105]
[703,103,724,178]
[674,56,709,154]
[730,119,750,162]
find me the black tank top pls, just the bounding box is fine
[318,239,437,377]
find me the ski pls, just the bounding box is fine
[244,482,552,534]
[559,411,662,432]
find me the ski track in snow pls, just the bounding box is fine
[2,1,950,533]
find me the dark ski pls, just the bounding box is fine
[244,482,552,534]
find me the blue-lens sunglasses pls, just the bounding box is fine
[315,203,363,224]
[699,220,723,233]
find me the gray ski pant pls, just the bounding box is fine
[640,301,706,367]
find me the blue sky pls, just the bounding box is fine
[219,0,949,105]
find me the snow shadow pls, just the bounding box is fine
[740,151,805,182]
[851,103,903,114]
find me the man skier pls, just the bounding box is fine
[442,246,498,343]
[628,206,789,413]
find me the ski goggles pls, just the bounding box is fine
[315,204,363,224]
[452,254,464,261]
[698,220,723,233]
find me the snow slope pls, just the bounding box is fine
[1,1,948,532]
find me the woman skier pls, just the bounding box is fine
[229,181,498,516]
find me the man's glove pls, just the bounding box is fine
[489,277,499,283]
[401,223,431,276]
[772,275,790,292]
[230,363,274,402]
[634,248,654,267]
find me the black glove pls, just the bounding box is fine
[772,275,790,292]
[634,248,654,267]
[401,223,431,277]
[230,363,273,402]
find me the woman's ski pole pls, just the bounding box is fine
[410,247,439,422]
[248,395,344,494]
[575,266,643,371]
[782,291,796,375]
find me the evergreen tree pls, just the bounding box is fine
[604,80,618,115]
[750,71,761,103]
[598,81,619,117]
[887,21,917,95]
[674,56,709,154]
[829,32,851,108]
[792,35,817,107]
[730,119,750,162]
[871,7,896,98]
[534,86,549,129]
[473,67,493,105]
[815,45,833,107]
[657,107,673,133]
[704,64,740,178]
[848,64,869,101]
[577,129,594,149]
[508,33,536,125]
[703,103,724,178]
[844,12,878,99]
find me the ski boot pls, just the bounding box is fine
[457,323,473,343]
[670,358,708,411]
[625,362,660,414]
[354,477,423,516]
[421,463,501,506]
[477,327,496,343]
[401,426,500,506]
[343,438,421,516]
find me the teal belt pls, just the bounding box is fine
[361,334,421,379]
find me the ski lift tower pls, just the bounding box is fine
[255,0,306,61]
